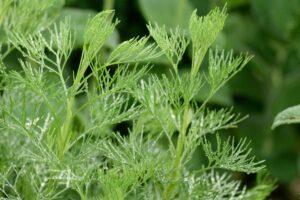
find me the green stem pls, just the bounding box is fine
[58,98,74,159]
[103,0,115,10]
[163,104,190,199]
[176,0,187,26]
[58,55,90,159]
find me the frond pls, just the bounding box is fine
[187,171,245,200]
[147,23,189,72]
[189,7,227,77]
[82,10,118,63]
[206,48,253,93]
[194,108,247,135]
[106,37,162,65]
[2,0,63,36]
[202,134,265,173]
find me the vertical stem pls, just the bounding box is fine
[163,104,190,199]
[103,0,115,10]
[58,98,74,159]
[176,0,187,26]
[58,55,89,159]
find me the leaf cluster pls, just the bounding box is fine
[0,2,276,199]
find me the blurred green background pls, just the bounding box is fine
[9,0,300,199]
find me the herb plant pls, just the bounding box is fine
[0,1,275,199]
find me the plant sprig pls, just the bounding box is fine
[0,3,276,199]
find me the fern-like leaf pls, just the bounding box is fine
[202,135,265,173]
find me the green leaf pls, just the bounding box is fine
[189,7,227,77]
[195,108,246,135]
[202,135,265,173]
[6,0,63,35]
[206,49,252,92]
[271,105,300,130]
[82,10,118,61]
[189,171,245,199]
[147,23,189,72]
[106,37,162,65]
[57,8,97,48]
[73,10,118,91]
[57,8,120,52]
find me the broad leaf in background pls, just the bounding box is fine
[272,105,300,130]
[252,0,300,40]
[138,0,194,29]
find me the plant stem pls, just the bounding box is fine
[58,56,90,159]
[58,98,74,159]
[103,0,115,10]
[176,0,187,26]
[163,103,190,199]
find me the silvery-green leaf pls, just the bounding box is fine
[272,105,300,130]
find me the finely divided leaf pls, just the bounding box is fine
[195,108,247,135]
[3,0,63,35]
[206,49,252,92]
[147,23,189,72]
[271,105,300,129]
[83,10,118,62]
[189,7,227,77]
[106,36,161,65]
[188,171,245,199]
[75,10,118,92]
[202,135,265,173]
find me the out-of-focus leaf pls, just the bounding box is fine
[138,0,194,29]
[64,0,102,9]
[228,62,264,103]
[251,0,300,40]
[267,153,298,183]
[189,0,210,14]
[225,0,249,8]
[272,105,300,130]
[272,71,300,116]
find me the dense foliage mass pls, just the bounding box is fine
[0,0,292,199]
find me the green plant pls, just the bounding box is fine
[272,105,300,129]
[0,1,275,199]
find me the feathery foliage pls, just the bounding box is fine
[147,23,189,73]
[0,1,276,199]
